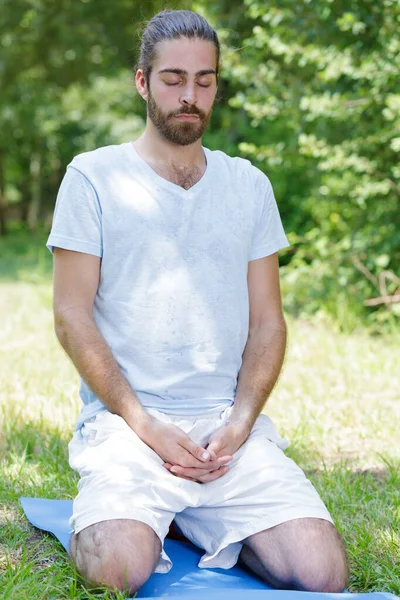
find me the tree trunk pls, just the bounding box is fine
[18,157,32,227]
[0,149,7,236]
[28,150,42,234]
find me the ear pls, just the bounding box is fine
[135,69,148,101]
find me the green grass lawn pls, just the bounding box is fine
[0,231,399,599]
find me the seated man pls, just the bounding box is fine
[47,9,348,596]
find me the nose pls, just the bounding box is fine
[180,82,197,106]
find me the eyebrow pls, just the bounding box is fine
[157,68,216,77]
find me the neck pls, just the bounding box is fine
[134,121,205,168]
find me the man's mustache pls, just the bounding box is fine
[169,107,205,118]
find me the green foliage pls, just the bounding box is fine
[1,0,399,330]
[210,0,400,331]
[0,0,183,228]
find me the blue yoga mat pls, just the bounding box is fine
[20,498,398,600]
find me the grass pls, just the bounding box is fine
[0,230,399,598]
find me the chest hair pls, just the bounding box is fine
[152,163,204,190]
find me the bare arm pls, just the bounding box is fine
[53,248,226,470]
[53,248,146,430]
[228,251,287,434]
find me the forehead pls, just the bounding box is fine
[153,37,217,74]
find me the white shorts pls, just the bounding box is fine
[68,407,333,573]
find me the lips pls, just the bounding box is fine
[174,114,200,121]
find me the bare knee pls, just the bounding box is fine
[245,518,348,593]
[292,522,348,592]
[70,520,161,594]
[276,520,348,592]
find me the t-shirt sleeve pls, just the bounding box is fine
[46,165,103,257]
[249,169,290,262]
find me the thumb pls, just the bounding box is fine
[180,434,213,462]
[207,432,225,456]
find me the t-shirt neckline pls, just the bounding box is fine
[128,142,211,195]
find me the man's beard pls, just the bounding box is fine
[147,88,212,146]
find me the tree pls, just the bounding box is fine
[0,0,186,233]
[211,0,400,329]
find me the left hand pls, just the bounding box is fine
[164,422,251,483]
[206,420,251,458]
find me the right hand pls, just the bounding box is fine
[136,413,231,478]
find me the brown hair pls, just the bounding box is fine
[138,10,220,82]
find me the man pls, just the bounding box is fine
[47,9,348,596]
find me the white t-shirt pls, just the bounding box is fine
[47,142,289,428]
